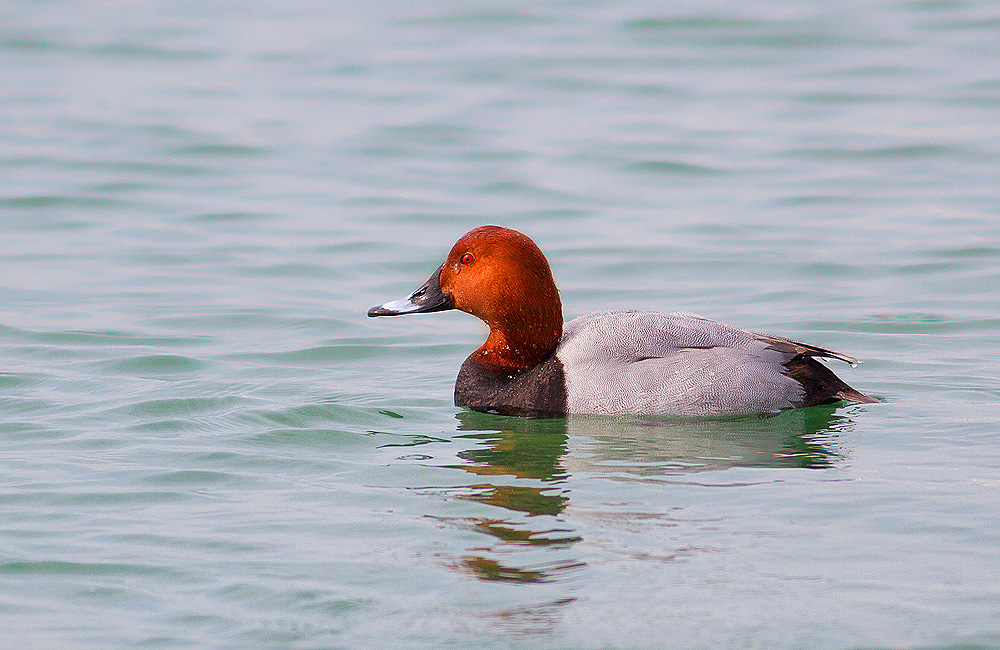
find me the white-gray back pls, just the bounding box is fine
[555,310,805,416]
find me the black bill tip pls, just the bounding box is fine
[367,264,452,318]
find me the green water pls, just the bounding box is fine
[2,1,1000,648]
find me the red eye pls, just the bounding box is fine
[460,253,474,265]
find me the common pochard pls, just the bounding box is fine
[369,226,878,417]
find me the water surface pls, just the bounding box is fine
[2,1,1000,648]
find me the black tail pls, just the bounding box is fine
[784,356,881,407]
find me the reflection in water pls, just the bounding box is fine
[448,556,586,584]
[459,485,570,518]
[455,516,581,547]
[565,405,853,479]
[441,414,580,584]
[438,406,854,587]
[453,414,570,482]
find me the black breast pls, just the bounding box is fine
[454,354,567,417]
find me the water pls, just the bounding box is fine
[2,0,1000,648]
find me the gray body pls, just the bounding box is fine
[555,310,810,416]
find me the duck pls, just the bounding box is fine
[368,225,878,417]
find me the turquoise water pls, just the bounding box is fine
[3,1,1000,648]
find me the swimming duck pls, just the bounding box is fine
[368,225,877,417]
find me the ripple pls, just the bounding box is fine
[476,180,586,201]
[853,313,1000,333]
[247,403,379,429]
[0,372,43,389]
[924,246,1000,259]
[185,211,271,224]
[0,195,137,209]
[399,10,553,26]
[4,490,185,506]
[785,143,969,161]
[238,263,332,279]
[111,396,247,419]
[67,158,215,177]
[770,194,871,207]
[0,397,59,415]
[74,585,156,606]
[622,160,732,176]
[619,14,889,49]
[796,91,906,104]
[101,354,207,375]
[247,344,387,364]
[85,181,157,193]
[31,330,213,348]
[145,470,238,486]
[170,144,271,158]
[0,422,74,441]
[86,42,219,62]
[0,37,60,52]
[927,16,1000,31]
[622,16,767,31]
[0,560,175,577]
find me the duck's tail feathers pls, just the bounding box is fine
[757,334,859,365]
[761,334,882,407]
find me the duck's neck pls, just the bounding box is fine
[471,294,563,372]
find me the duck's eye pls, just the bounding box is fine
[460,253,474,265]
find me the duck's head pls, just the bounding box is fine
[368,225,563,370]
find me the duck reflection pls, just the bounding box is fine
[563,405,849,479]
[442,406,852,584]
[442,414,581,583]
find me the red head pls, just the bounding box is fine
[369,226,563,371]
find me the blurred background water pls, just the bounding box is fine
[2,0,1000,648]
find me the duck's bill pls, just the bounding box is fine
[367,265,454,317]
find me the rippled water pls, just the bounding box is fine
[3,1,1000,648]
